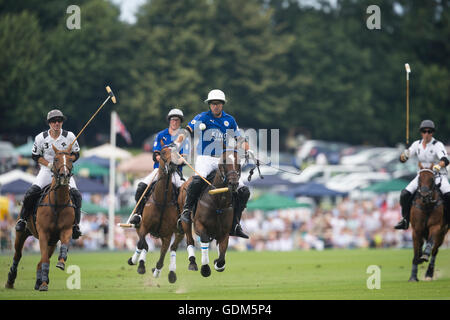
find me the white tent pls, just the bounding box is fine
[82,143,132,160]
[0,169,36,185]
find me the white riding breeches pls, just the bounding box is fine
[405,174,450,194]
[140,169,184,188]
[33,167,78,189]
[195,155,245,188]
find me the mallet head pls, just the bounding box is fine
[405,63,411,73]
[106,86,117,104]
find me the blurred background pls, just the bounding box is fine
[0,0,449,253]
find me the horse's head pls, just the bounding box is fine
[51,145,74,187]
[159,145,179,175]
[418,162,436,205]
[218,149,241,193]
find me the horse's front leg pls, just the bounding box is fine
[214,236,229,272]
[5,229,30,289]
[182,222,198,271]
[136,233,149,275]
[409,230,423,282]
[56,227,72,271]
[37,232,51,291]
[153,236,170,279]
[425,224,446,280]
[35,245,56,290]
[200,240,211,278]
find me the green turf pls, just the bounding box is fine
[0,248,449,300]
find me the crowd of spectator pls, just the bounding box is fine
[1,193,448,253]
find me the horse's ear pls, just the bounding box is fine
[52,144,59,153]
[429,163,434,170]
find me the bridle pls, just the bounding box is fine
[51,152,73,190]
[218,150,241,191]
[417,169,437,206]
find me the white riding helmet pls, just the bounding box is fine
[167,108,184,122]
[204,89,226,104]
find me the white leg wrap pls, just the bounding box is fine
[139,249,147,262]
[187,245,195,259]
[132,248,141,265]
[169,251,176,272]
[153,268,161,278]
[201,242,209,265]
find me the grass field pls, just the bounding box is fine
[0,248,449,300]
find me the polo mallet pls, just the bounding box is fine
[118,173,157,228]
[68,86,117,150]
[405,63,411,146]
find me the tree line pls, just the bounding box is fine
[0,0,448,149]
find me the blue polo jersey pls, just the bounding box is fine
[187,110,241,156]
[152,128,189,170]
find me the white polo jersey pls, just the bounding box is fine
[31,129,79,189]
[32,129,80,166]
[407,138,448,175]
[405,137,450,194]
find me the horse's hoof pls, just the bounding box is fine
[189,262,198,271]
[408,277,419,282]
[5,282,14,289]
[214,259,225,272]
[56,262,65,271]
[127,258,135,266]
[39,283,48,291]
[137,261,146,275]
[419,255,429,263]
[168,271,177,283]
[424,276,433,281]
[201,264,211,277]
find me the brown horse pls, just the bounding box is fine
[127,146,185,283]
[6,145,76,291]
[409,163,448,282]
[179,149,241,277]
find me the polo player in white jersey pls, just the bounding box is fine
[15,109,83,239]
[395,120,450,229]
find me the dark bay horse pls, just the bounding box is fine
[409,163,448,282]
[127,146,185,283]
[6,145,76,291]
[180,149,241,277]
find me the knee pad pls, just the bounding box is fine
[135,182,148,202]
[69,188,82,207]
[400,189,413,207]
[23,185,42,209]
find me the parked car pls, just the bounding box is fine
[325,172,391,192]
[285,164,373,184]
[296,140,350,166]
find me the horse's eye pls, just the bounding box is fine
[54,159,59,162]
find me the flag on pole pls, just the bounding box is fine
[115,114,132,144]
